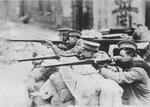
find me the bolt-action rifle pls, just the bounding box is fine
[100,28,135,35]
[6,39,69,45]
[11,55,60,62]
[5,35,145,46]
[37,58,112,68]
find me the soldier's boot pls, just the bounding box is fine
[50,72,73,103]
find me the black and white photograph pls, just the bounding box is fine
[0,0,150,107]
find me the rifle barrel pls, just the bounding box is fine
[37,59,111,68]
[13,55,60,62]
[6,39,46,43]
[6,39,68,44]
[82,37,147,44]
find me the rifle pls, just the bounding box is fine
[37,59,112,68]
[11,55,60,62]
[100,28,135,35]
[82,37,146,44]
[5,39,69,45]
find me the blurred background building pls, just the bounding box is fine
[0,0,149,31]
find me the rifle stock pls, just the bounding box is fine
[6,39,69,45]
[12,55,60,62]
[37,59,112,68]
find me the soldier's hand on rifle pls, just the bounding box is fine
[32,60,43,66]
[94,57,111,64]
[57,43,67,49]
[94,51,111,63]
[42,40,53,48]
[45,40,53,45]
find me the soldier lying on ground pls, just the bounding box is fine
[100,40,150,106]
[34,40,123,106]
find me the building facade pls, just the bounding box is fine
[0,0,149,30]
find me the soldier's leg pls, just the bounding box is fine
[49,72,73,103]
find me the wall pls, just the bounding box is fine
[0,0,146,30]
[0,0,73,29]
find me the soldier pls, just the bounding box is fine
[132,24,150,41]
[29,30,84,105]
[57,28,72,50]
[47,30,84,56]
[100,40,150,106]
[71,41,123,106]
[58,28,70,41]
[44,41,123,106]
[31,28,71,68]
[26,29,72,91]
[44,30,84,104]
[78,40,110,69]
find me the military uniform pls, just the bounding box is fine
[133,25,150,41]
[143,42,150,65]
[78,41,123,106]
[51,30,84,56]
[45,30,84,103]
[78,40,110,69]
[100,40,150,106]
[39,41,123,106]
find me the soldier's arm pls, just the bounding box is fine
[57,43,69,51]
[49,39,83,57]
[51,44,63,54]
[57,45,83,57]
[100,67,143,84]
[93,51,110,61]
[58,40,84,56]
